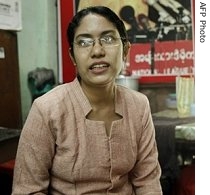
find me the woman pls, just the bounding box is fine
[12,6,162,195]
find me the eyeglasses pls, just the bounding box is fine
[73,35,123,49]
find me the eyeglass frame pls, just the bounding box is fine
[73,35,125,49]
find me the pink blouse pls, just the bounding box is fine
[12,78,162,195]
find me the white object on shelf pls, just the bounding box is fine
[175,123,195,141]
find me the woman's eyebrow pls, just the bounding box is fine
[75,30,118,39]
[75,33,92,40]
[100,30,118,36]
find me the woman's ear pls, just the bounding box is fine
[123,42,131,60]
[68,48,76,66]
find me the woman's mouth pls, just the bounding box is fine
[90,64,108,70]
[89,64,109,74]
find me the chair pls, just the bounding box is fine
[0,159,15,195]
[28,67,55,102]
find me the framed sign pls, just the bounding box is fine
[0,0,22,31]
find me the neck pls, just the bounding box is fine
[81,81,115,106]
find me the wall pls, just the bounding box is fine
[17,0,58,122]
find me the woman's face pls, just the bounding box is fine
[70,13,128,87]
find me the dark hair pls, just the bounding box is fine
[67,6,129,56]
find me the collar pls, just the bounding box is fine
[70,77,123,117]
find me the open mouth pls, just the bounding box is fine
[89,64,110,74]
[89,64,109,70]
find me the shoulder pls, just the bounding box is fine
[117,84,149,105]
[35,83,72,106]
[116,85,153,136]
[116,84,151,120]
[32,78,80,113]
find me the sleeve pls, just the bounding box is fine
[12,100,55,195]
[130,97,163,195]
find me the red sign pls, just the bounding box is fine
[129,40,194,76]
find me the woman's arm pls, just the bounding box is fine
[130,99,163,195]
[12,100,55,195]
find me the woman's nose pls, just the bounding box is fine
[90,41,105,57]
